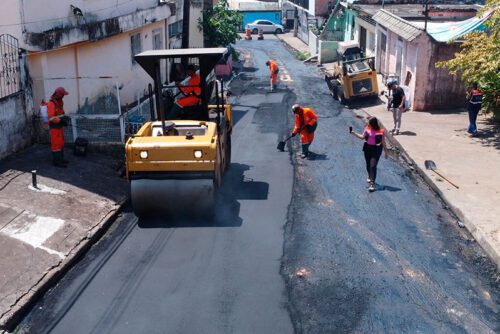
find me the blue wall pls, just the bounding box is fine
[242,11,282,29]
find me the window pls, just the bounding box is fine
[168,20,183,38]
[130,33,141,65]
[152,29,163,50]
[367,31,375,53]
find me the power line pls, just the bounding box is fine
[0,0,137,28]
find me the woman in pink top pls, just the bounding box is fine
[350,117,389,192]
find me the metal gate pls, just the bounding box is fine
[0,34,21,100]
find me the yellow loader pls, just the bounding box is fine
[325,41,379,104]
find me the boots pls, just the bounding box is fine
[300,144,310,159]
[61,149,69,164]
[52,151,67,168]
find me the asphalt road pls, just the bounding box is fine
[16,37,499,334]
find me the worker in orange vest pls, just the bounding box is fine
[47,87,70,168]
[169,64,201,119]
[291,104,318,158]
[266,59,279,92]
[466,82,484,137]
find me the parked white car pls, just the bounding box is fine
[247,20,284,34]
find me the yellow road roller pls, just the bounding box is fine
[125,48,233,216]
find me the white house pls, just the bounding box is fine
[0,0,206,118]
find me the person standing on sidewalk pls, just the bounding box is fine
[48,87,70,168]
[466,82,483,137]
[350,117,389,192]
[291,104,318,159]
[266,59,279,92]
[387,80,405,135]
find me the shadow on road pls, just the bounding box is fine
[240,66,259,73]
[307,152,329,161]
[137,163,269,228]
[231,108,250,126]
[377,184,402,192]
[397,131,417,136]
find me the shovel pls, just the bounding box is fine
[277,126,305,152]
[424,160,459,189]
[277,133,294,151]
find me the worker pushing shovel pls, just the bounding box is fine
[266,59,279,92]
[278,104,318,159]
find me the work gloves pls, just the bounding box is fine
[59,115,71,127]
[291,132,297,137]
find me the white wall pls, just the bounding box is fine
[20,0,168,33]
[0,0,23,39]
[28,20,167,114]
[189,3,204,48]
[354,17,376,57]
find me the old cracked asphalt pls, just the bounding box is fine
[14,36,499,334]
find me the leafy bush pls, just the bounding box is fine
[296,51,311,61]
[436,0,500,118]
[198,0,243,47]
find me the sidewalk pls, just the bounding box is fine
[278,34,500,269]
[276,32,310,54]
[0,145,128,330]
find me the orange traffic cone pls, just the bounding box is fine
[245,25,252,40]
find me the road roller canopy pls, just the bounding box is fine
[135,48,228,80]
[134,48,229,123]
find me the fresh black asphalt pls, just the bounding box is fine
[16,37,499,334]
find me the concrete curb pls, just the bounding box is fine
[357,108,500,269]
[0,197,129,332]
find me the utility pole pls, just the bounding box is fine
[424,0,429,32]
[182,0,190,49]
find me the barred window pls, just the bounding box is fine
[0,34,21,100]
[168,20,183,38]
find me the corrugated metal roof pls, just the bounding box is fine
[372,9,423,41]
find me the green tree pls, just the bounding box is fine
[436,0,499,118]
[198,0,243,47]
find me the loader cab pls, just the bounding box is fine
[336,41,375,75]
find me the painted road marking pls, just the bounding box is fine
[0,211,66,259]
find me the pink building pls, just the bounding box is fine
[372,8,479,111]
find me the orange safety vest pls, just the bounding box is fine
[176,73,201,108]
[469,89,483,105]
[48,99,65,152]
[269,60,278,84]
[363,126,385,146]
[293,107,318,144]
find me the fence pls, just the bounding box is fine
[34,79,129,144]
[123,90,155,138]
[0,34,21,100]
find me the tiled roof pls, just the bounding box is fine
[372,9,423,41]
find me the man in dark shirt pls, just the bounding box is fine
[388,80,405,135]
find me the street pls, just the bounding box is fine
[16,37,499,334]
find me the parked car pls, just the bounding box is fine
[247,20,284,34]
